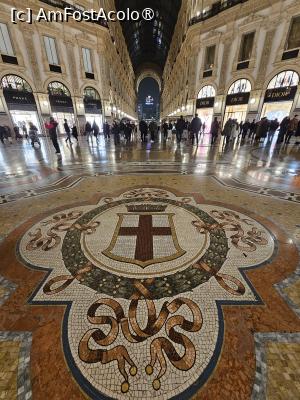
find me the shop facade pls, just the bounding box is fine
[196,85,215,133]
[47,81,75,134]
[260,70,299,121]
[83,87,103,130]
[0,74,42,134]
[223,79,251,125]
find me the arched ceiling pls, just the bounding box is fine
[115,0,181,73]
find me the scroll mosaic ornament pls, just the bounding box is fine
[18,188,275,400]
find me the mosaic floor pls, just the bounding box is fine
[0,137,300,399]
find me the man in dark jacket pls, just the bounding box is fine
[64,119,72,144]
[162,121,168,140]
[139,119,148,142]
[255,117,269,142]
[249,119,256,140]
[92,121,100,142]
[103,122,110,139]
[112,121,120,145]
[175,116,185,143]
[210,117,220,145]
[285,115,298,144]
[241,120,251,140]
[190,113,202,145]
[45,117,61,154]
[277,116,289,144]
[149,120,158,142]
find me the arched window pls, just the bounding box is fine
[268,70,299,89]
[198,85,216,98]
[228,79,251,94]
[0,74,32,92]
[84,87,100,100]
[48,81,70,96]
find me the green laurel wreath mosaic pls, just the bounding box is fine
[62,197,229,299]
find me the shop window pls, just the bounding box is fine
[0,23,14,56]
[267,70,299,89]
[204,45,215,71]
[44,36,59,66]
[198,85,216,98]
[228,79,251,94]
[84,87,100,100]
[0,23,18,64]
[1,74,32,92]
[48,81,71,96]
[238,32,255,62]
[286,16,300,50]
[82,48,93,75]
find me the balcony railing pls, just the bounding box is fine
[39,0,108,28]
[189,0,248,26]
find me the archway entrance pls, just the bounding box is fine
[223,79,251,126]
[137,77,160,123]
[83,87,103,131]
[47,81,75,134]
[196,85,215,133]
[1,74,41,135]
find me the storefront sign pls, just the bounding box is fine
[49,95,74,112]
[83,98,102,114]
[3,89,37,111]
[226,92,250,106]
[264,86,297,103]
[196,97,215,108]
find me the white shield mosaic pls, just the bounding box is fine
[17,188,275,400]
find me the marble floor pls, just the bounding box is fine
[0,132,300,400]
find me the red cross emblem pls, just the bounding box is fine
[103,213,185,268]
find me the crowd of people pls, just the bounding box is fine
[159,113,300,147]
[1,113,300,156]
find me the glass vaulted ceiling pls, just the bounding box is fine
[115,0,181,72]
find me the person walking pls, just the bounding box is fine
[190,113,202,146]
[149,119,158,142]
[231,119,239,144]
[267,118,279,142]
[0,125,6,144]
[103,121,110,140]
[92,121,100,142]
[162,120,168,140]
[167,121,173,140]
[112,120,120,145]
[28,122,40,148]
[125,121,132,143]
[277,116,290,144]
[248,119,256,140]
[139,119,148,142]
[72,124,78,142]
[223,118,232,146]
[284,115,298,144]
[241,119,250,140]
[210,117,220,145]
[22,123,28,139]
[85,121,93,141]
[14,125,22,141]
[64,119,72,144]
[175,115,185,143]
[45,116,61,155]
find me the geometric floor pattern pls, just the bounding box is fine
[0,331,32,400]
[0,184,299,399]
[252,333,300,400]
